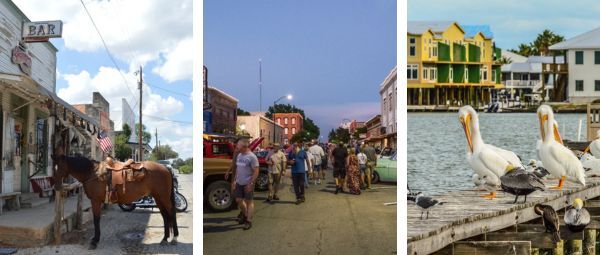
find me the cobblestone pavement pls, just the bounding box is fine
[203,168,397,255]
[18,173,193,255]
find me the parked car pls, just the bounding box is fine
[204,157,235,212]
[372,152,396,183]
[254,150,270,191]
[378,147,395,159]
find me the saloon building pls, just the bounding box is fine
[0,1,101,210]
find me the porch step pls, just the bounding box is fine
[20,194,50,209]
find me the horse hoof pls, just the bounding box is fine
[160,239,169,246]
[88,243,97,250]
[170,240,178,245]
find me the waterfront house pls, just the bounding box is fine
[501,53,564,103]
[549,27,600,104]
[407,21,502,108]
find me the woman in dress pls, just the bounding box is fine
[346,147,361,195]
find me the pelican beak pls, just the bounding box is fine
[538,113,548,141]
[460,114,473,153]
[553,122,563,145]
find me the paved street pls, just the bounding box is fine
[203,169,397,255]
[19,173,193,255]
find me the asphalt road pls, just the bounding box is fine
[19,172,194,255]
[203,168,397,255]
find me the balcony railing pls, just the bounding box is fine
[542,63,568,73]
[502,80,541,88]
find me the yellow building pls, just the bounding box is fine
[407,21,503,107]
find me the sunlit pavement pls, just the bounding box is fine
[203,168,397,255]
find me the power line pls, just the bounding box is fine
[79,0,139,108]
[143,114,192,125]
[146,83,190,98]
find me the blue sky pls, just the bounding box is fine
[409,0,600,50]
[205,0,396,135]
[17,0,193,158]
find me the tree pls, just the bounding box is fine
[237,108,251,116]
[509,30,565,57]
[496,56,513,65]
[328,127,350,144]
[135,123,152,144]
[114,124,132,161]
[290,130,311,143]
[265,103,320,140]
[150,144,179,161]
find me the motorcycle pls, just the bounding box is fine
[118,172,188,212]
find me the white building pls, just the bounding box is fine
[236,115,284,148]
[379,66,396,149]
[550,27,600,104]
[0,1,100,200]
[501,52,564,102]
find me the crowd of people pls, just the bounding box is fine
[226,137,380,230]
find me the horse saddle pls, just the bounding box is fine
[102,157,147,203]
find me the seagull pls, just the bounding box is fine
[586,130,600,158]
[534,204,561,243]
[472,174,500,192]
[459,105,523,199]
[500,168,545,203]
[526,159,550,179]
[537,105,586,189]
[564,198,590,232]
[408,194,444,220]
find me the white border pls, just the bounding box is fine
[193,0,203,253]
[397,0,407,254]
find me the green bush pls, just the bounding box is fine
[179,165,192,174]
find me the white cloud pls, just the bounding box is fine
[58,66,191,157]
[16,0,192,82]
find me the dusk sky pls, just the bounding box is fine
[409,0,600,50]
[204,0,396,136]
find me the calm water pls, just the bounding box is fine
[407,112,587,195]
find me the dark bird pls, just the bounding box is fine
[500,167,545,204]
[534,204,561,243]
[526,159,550,179]
[408,194,444,220]
[564,198,590,232]
[407,186,421,201]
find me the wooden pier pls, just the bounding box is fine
[408,177,600,255]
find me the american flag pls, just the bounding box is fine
[97,131,113,154]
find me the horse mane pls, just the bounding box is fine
[61,155,97,173]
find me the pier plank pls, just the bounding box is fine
[452,241,531,255]
[407,177,600,254]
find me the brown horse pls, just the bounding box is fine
[51,155,178,249]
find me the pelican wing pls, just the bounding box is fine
[478,148,511,177]
[487,144,524,168]
[549,143,586,183]
[500,170,545,190]
[590,140,600,158]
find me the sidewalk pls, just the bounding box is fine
[0,195,91,247]
[203,168,397,255]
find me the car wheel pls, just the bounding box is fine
[175,191,188,212]
[206,180,233,212]
[372,171,380,184]
[255,172,269,191]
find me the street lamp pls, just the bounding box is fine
[273,94,292,144]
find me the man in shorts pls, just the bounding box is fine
[364,144,378,189]
[308,140,325,185]
[331,142,348,194]
[266,143,286,202]
[232,138,259,230]
[357,147,368,189]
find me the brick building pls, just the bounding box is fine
[273,113,303,144]
[206,86,238,134]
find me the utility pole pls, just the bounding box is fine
[138,66,143,161]
[259,58,262,112]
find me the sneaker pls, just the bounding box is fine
[273,195,280,201]
[295,199,302,205]
[301,197,305,203]
[266,196,272,202]
[334,187,339,195]
[243,221,252,230]
[237,212,245,224]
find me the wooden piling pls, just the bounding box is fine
[552,240,563,255]
[565,239,582,254]
[583,229,595,255]
[531,248,539,255]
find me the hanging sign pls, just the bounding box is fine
[22,20,63,43]
[11,46,31,75]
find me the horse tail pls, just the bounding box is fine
[170,170,179,238]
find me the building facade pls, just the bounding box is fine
[273,113,303,144]
[237,115,284,148]
[407,21,502,108]
[549,27,600,104]
[206,86,238,134]
[501,54,564,103]
[380,66,397,149]
[73,92,114,160]
[364,115,382,148]
[0,1,99,199]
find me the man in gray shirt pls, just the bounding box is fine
[232,137,259,230]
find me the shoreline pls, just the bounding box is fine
[408,104,588,113]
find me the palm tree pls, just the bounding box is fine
[497,56,513,65]
[533,30,565,56]
[509,43,537,57]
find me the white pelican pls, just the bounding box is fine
[585,130,600,158]
[537,105,586,189]
[580,153,600,177]
[459,105,523,199]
